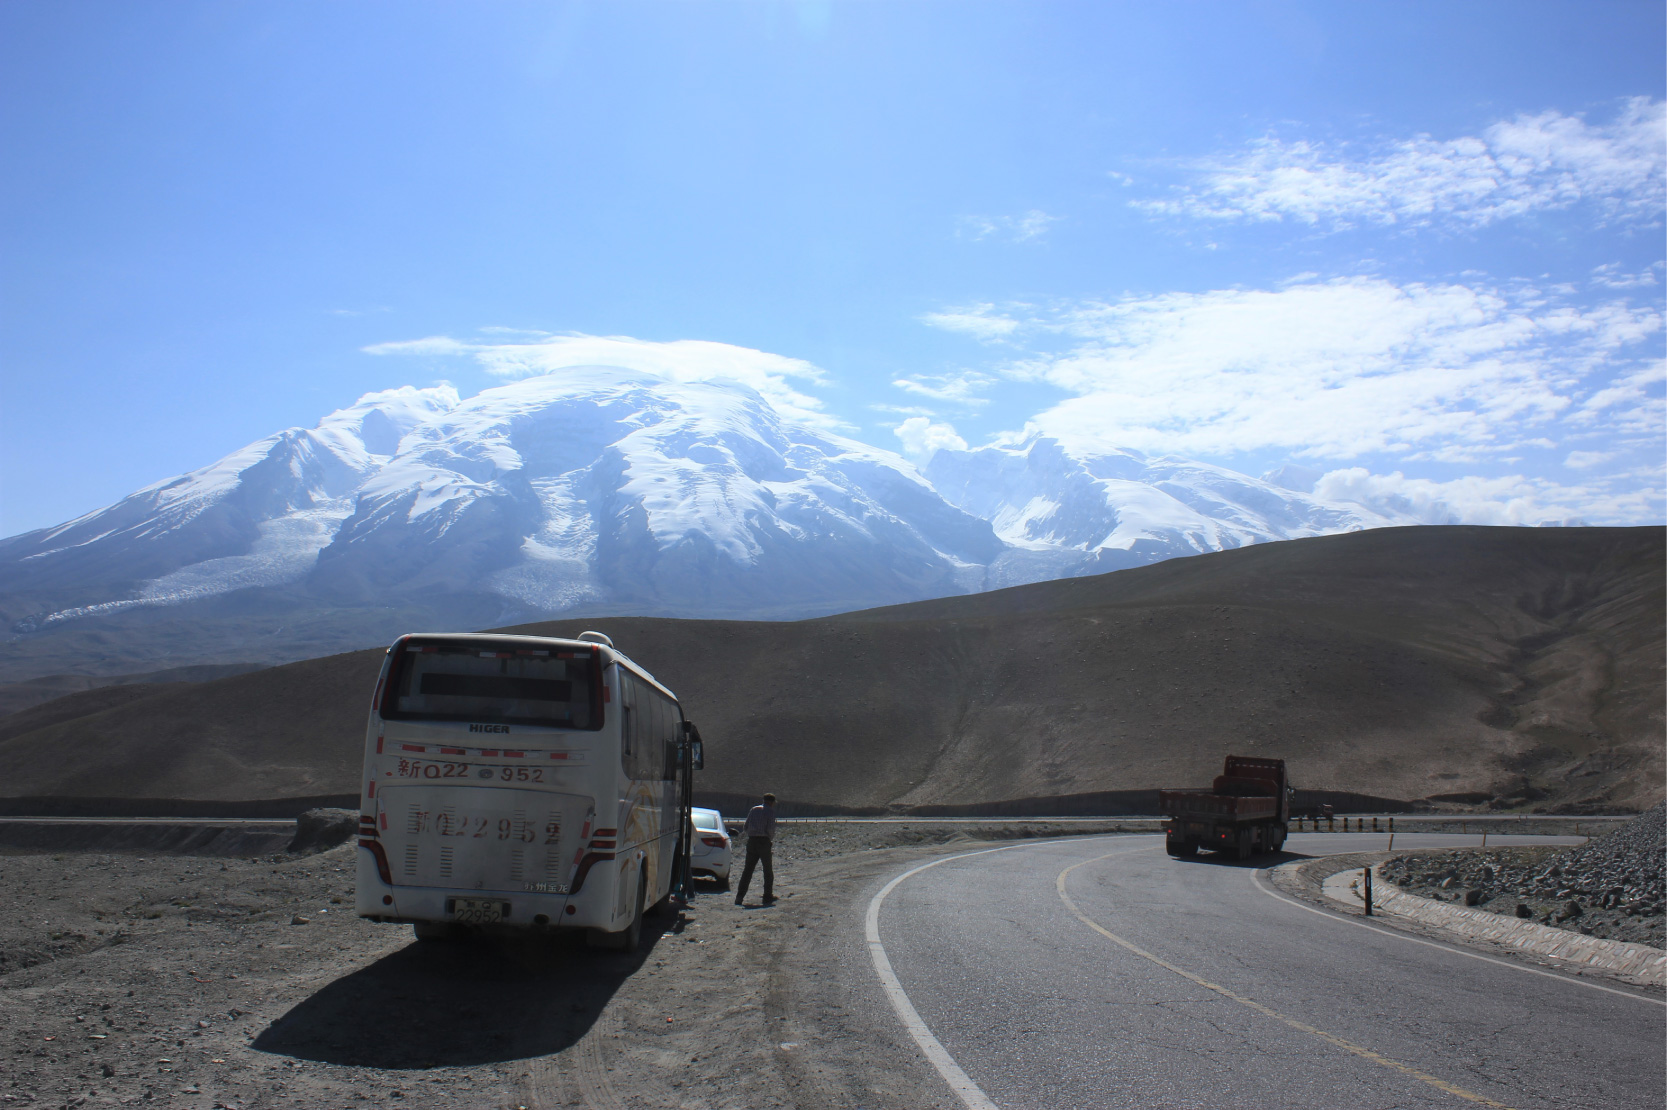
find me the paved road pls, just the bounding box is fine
[872,833,1665,1110]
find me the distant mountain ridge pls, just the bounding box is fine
[925,435,1403,586]
[3,370,1437,672]
[2,526,1659,816]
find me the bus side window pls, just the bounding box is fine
[650,693,666,781]
[619,671,636,777]
[660,705,672,781]
[647,694,660,780]
[658,696,674,781]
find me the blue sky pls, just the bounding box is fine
[2,1,1662,536]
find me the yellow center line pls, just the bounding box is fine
[1056,851,1517,1110]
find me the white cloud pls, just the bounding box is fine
[867,403,939,416]
[891,371,993,406]
[364,333,837,429]
[893,417,967,462]
[1011,210,1059,241]
[930,276,1662,466]
[1592,261,1664,290]
[1564,450,1616,470]
[363,335,470,357]
[1138,98,1665,231]
[920,304,1022,342]
[477,326,554,337]
[1311,467,1664,527]
[958,209,1060,243]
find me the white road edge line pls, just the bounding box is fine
[864,835,1145,1110]
[1252,867,1666,1006]
[865,845,1015,1110]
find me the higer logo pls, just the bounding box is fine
[469,724,510,734]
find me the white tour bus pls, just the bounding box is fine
[355,630,701,950]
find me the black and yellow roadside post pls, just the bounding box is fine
[1362,867,1373,916]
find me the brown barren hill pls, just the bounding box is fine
[0,526,1660,815]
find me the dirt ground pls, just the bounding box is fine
[0,821,1137,1110]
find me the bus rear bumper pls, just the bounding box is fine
[354,844,609,930]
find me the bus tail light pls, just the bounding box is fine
[569,828,619,895]
[360,838,392,885]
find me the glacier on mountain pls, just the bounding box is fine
[1,370,1422,631]
[925,436,1399,585]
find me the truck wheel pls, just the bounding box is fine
[1235,830,1254,861]
[1165,837,1196,857]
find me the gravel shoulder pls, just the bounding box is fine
[2,820,1133,1109]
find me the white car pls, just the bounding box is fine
[689,807,732,888]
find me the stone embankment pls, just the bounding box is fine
[1381,803,1664,949]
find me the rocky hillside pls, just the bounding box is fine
[0,526,1659,815]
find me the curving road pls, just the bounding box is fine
[869,832,1665,1110]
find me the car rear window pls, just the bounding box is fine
[692,812,722,831]
[382,640,600,729]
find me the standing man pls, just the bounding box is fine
[734,792,777,906]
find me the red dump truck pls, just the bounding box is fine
[1160,756,1291,860]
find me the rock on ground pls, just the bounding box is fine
[1382,803,1665,948]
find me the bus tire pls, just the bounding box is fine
[413,921,461,942]
[588,870,645,952]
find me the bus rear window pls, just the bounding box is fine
[382,641,600,729]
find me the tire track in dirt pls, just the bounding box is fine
[571,1004,625,1110]
[515,1001,627,1110]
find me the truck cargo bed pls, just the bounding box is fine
[1158,789,1279,823]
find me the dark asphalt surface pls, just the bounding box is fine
[875,832,1665,1110]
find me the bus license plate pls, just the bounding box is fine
[453,898,503,925]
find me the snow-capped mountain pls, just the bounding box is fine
[926,437,1403,586]
[1,372,1006,630]
[1,371,1416,639]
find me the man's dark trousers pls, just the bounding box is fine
[735,835,773,902]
